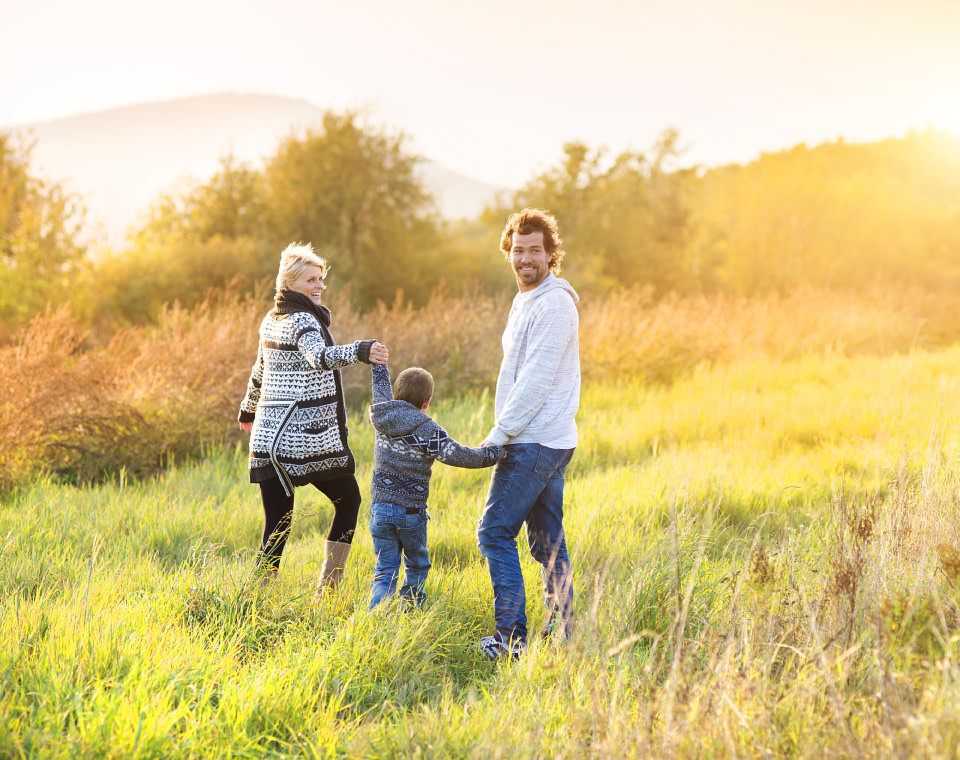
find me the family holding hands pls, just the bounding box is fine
[238,208,581,661]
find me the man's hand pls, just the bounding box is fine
[240,422,253,434]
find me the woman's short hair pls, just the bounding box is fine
[276,242,328,295]
[499,208,565,274]
[394,367,434,409]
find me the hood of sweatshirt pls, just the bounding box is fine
[369,400,431,438]
[518,273,580,306]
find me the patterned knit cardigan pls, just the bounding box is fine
[238,290,374,495]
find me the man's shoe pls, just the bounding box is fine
[477,632,526,661]
[540,616,572,642]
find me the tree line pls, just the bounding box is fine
[2,115,959,337]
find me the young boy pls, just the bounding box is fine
[367,363,505,609]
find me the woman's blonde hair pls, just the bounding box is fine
[276,242,328,295]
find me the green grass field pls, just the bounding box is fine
[5,346,960,758]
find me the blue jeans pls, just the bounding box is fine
[369,502,431,609]
[476,443,575,643]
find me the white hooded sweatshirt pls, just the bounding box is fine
[486,273,580,449]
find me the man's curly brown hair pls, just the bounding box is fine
[499,208,565,274]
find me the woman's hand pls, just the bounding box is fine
[240,422,253,434]
[370,342,389,365]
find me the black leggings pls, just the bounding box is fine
[256,475,362,570]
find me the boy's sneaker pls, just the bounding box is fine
[477,632,526,661]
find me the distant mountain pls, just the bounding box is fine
[5,92,504,247]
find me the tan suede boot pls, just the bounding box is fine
[316,539,352,594]
[255,566,278,589]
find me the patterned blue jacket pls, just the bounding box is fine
[368,364,504,511]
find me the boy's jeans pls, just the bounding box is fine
[476,443,575,643]
[369,502,431,609]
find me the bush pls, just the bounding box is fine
[0,305,147,489]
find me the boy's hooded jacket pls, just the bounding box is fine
[368,364,504,511]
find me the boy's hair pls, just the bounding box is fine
[394,367,434,409]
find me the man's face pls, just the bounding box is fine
[510,231,552,292]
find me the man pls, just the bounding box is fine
[477,207,581,661]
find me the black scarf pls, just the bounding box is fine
[273,289,331,326]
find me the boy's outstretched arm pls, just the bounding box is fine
[372,362,393,403]
[431,426,506,469]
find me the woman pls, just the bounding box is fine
[238,242,388,590]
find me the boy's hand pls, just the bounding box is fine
[240,422,253,434]
[369,342,389,364]
[481,441,507,460]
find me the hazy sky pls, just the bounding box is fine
[2,0,959,186]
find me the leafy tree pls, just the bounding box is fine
[103,112,444,319]
[133,154,265,247]
[438,217,518,296]
[261,112,441,305]
[697,129,960,293]
[92,235,267,325]
[486,129,704,295]
[83,155,271,326]
[0,134,86,330]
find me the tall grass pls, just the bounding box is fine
[2,283,959,492]
[4,347,960,756]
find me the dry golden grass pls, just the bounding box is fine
[0,297,260,490]
[1,283,957,492]
[0,305,145,488]
[579,284,959,384]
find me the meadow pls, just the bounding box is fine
[4,334,960,757]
